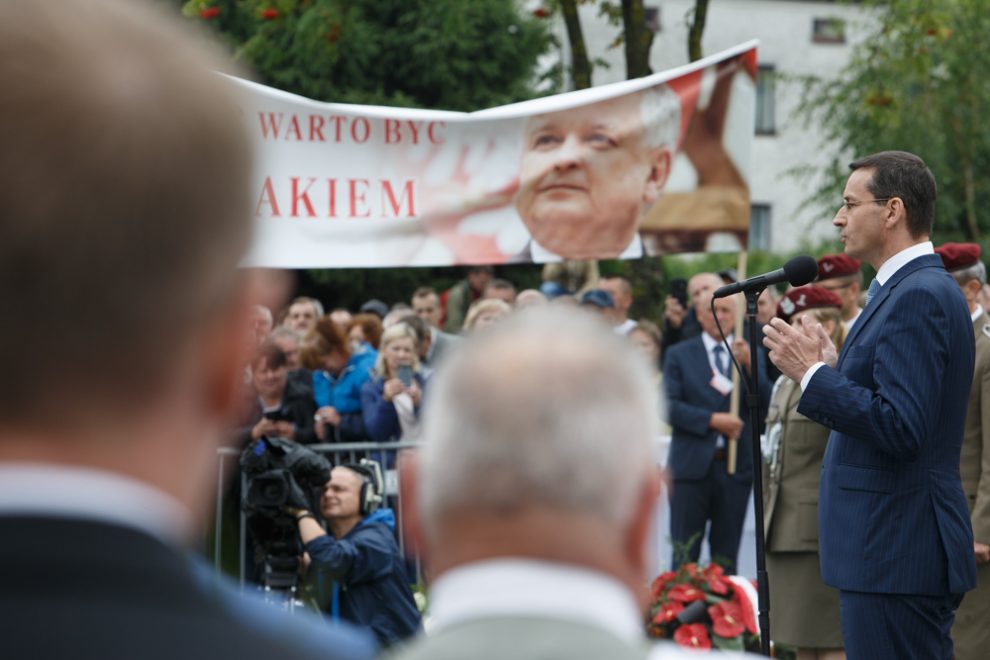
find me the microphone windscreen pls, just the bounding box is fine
[783,255,819,287]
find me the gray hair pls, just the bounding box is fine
[269,326,301,342]
[419,307,660,532]
[640,84,681,151]
[951,261,987,287]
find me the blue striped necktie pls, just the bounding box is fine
[712,344,729,377]
[865,278,880,307]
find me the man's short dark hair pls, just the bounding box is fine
[485,278,516,293]
[467,266,494,276]
[412,286,438,300]
[254,342,288,370]
[849,151,937,239]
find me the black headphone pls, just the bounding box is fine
[341,459,384,517]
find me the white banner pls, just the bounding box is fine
[234,41,758,268]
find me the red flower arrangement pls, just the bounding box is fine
[199,6,220,20]
[259,8,279,20]
[646,562,759,652]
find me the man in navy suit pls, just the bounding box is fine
[664,277,770,573]
[764,151,976,659]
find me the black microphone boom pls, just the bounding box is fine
[712,255,819,299]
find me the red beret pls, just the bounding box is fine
[776,286,843,324]
[817,254,861,281]
[935,242,981,272]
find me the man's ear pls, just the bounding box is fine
[398,449,426,562]
[195,280,252,421]
[643,148,672,205]
[624,467,663,580]
[965,278,983,304]
[883,198,906,232]
[200,271,287,420]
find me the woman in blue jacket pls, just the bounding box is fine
[361,323,426,443]
[301,318,376,442]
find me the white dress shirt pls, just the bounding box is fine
[427,558,737,659]
[428,558,644,642]
[0,463,194,544]
[801,241,935,391]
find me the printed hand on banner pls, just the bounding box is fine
[393,139,518,263]
[680,59,750,189]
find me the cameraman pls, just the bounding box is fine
[292,465,421,648]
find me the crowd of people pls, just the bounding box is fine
[233,270,663,454]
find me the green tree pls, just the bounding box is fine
[795,0,990,244]
[183,0,555,111]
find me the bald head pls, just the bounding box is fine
[688,273,724,312]
[419,308,658,530]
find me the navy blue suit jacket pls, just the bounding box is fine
[664,335,771,482]
[798,253,977,596]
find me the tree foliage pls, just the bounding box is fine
[795,0,990,243]
[183,0,556,111]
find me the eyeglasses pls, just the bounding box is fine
[839,198,895,213]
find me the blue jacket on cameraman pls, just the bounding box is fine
[304,508,421,648]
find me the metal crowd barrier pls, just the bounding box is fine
[213,436,760,586]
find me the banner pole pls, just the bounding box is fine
[727,251,747,475]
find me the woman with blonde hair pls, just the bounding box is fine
[763,286,847,660]
[361,323,426,443]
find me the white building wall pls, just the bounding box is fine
[553,0,873,253]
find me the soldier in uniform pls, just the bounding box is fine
[937,243,990,660]
[815,254,864,331]
[763,286,846,660]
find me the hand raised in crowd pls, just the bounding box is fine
[976,542,990,565]
[663,295,687,328]
[710,412,744,440]
[407,381,423,407]
[382,378,406,402]
[314,406,341,441]
[251,417,279,440]
[731,338,750,374]
[763,315,837,381]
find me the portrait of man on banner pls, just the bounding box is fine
[513,85,681,261]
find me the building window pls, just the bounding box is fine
[755,65,776,135]
[645,7,661,33]
[813,18,846,44]
[750,204,771,251]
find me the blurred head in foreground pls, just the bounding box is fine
[402,306,663,600]
[0,0,255,530]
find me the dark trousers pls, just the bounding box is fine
[669,456,751,573]
[839,590,963,660]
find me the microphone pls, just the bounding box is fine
[712,255,819,299]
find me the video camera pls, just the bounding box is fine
[240,437,331,592]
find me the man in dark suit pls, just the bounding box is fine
[0,2,373,658]
[664,282,770,573]
[764,151,976,659]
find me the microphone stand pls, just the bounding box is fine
[744,287,771,657]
